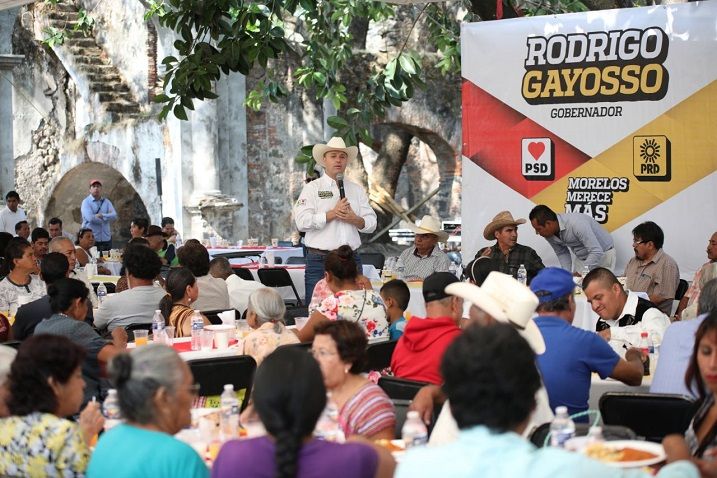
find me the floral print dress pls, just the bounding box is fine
[0,412,90,477]
[316,289,389,340]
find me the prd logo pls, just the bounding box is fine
[521,137,554,181]
[633,135,671,182]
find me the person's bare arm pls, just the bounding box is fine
[608,348,643,386]
[78,401,105,445]
[674,296,689,320]
[409,384,445,425]
[97,327,128,364]
[292,310,329,343]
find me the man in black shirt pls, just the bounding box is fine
[478,211,545,284]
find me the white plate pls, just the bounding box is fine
[582,440,665,468]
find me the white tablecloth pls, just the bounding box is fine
[128,337,244,361]
[589,372,652,411]
[99,261,123,276]
[208,247,303,265]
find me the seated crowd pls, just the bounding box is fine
[0,200,714,478]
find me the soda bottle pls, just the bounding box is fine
[402,410,428,448]
[640,331,651,376]
[549,406,575,448]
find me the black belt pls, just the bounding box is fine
[306,247,332,255]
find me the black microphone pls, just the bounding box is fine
[336,173,346,199]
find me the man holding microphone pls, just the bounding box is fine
[294,137,377,302]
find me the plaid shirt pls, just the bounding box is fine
[481,243,545,283]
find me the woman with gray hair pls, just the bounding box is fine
[243,288,300,365]
[87,344,208,478]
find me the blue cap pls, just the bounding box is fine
[529,267,575,303]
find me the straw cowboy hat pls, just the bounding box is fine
[312,137,358,166]
[406,215,449,242]
[445,272,545,354]
[483,211,527,241]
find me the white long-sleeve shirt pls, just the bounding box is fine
[293,174,376,251]
[0,207,27,235]
[604,291,671,346]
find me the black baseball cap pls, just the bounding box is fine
[423,272,460,303]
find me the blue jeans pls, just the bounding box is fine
[304,251,364,306]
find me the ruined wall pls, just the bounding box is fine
[78,0,149,104]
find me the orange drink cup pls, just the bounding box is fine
[134,330,149,346]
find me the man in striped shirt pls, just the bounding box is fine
[398,215,452,280]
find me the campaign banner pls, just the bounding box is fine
[461,2,717,277]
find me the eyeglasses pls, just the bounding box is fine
[632,240,647,246]
[309,348,338,359]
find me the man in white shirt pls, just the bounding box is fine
[48,236,98,307]
[209,257,265,314]
[94,244,167,331]
[583,267,670,347]
[293,137,377,301]
[177,241,230,311]
[0,191,27,236]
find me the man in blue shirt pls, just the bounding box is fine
[81,179,117,252]
[529,205,615,273]
[529,267,644,417]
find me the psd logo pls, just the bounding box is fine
[633,135,671,182]
[522,138,554,180]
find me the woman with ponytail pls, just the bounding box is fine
[159,267,209,337]
[88,344,208,478]
[212,346,395,478]
[294,245,389,343]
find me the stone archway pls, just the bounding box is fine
[44,162,149,245]
[365,123,460,239]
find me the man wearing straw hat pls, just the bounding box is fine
[479,210,544,284]
[294,137,377,302]
[397,215,452,281]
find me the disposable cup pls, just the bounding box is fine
[200,330,214,350]
[134,330,149,346]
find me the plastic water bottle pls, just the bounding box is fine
[448,261,459,278]
[550,406,576,448]
[151,309,165,343]
[102,389,122,431]
[96,282,107,305]
[517,264,527,285]
[402,410,428,448]
[219,384,240,441]
[191,311,204,351]
[314,394,346,443]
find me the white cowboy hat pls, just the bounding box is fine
[483,211,526,241]
[312,137,358,166]
[445,272,545,355]
[406,215,449,242]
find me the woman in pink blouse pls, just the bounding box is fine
[311,321,395,440]
[295,246,388,343]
